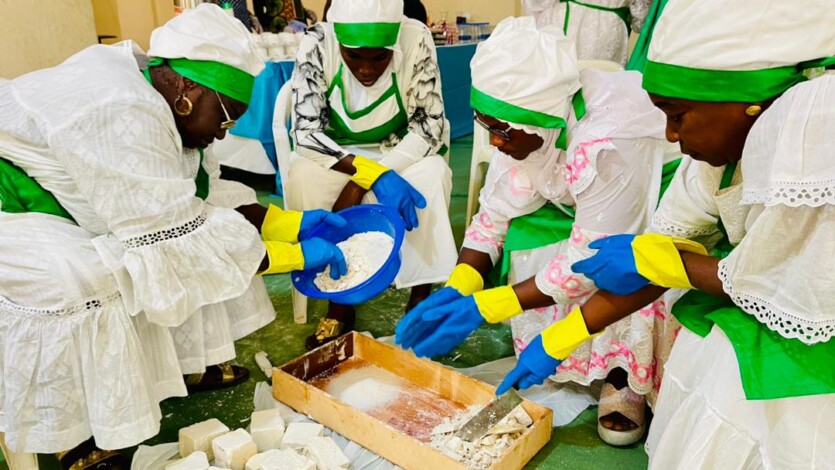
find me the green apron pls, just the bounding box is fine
[495,158,682,285]
[559,0,632,35]
[671,163,835,400]
[324,64,410,146]
[0,65,211,218]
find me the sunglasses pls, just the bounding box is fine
[473,114,510,141]
[215,91,236,130]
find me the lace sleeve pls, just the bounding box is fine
[291,25,348,168]
[648,157,723,248]
[462,149,547,263]
[719,204,835,345]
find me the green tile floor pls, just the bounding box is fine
[3,136,647,470]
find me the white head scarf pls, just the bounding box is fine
[470,16,582,201]
[147,3,265,103]
[644,0,835,102]
[328,0,404,48]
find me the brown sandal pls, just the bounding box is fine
[57,439,127,470]
[184,362,249,394]
[305,316,354,351]
[597,383,647,446]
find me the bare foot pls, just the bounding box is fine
[599,368,640,432]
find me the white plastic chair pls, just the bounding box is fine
[464,59,625,225]
[0,434,38,470]
[465,122,493,226]
[272,82,452,323]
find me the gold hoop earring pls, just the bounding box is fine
[745,105,762,117]
[174,95,193,116]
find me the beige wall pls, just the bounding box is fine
[0,0,98,78]
[304,0,521,24]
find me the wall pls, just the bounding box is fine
[0,0,98,78]
[303,0,521,24]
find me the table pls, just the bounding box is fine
[436,43,477,139]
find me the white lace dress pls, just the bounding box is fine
[645,74,835,469]
[0,42,274,453]
[523,0,652,65]
[463,69,681,407]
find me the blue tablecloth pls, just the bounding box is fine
[436,43,477,139]
[230,60,296,170]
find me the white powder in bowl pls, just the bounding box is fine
[324,365,406,412]
[313,231,394,292]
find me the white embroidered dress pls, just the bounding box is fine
[464,69,681,406]
[523,0,652,65]
[0,42,274,453]
[645,73,835,469]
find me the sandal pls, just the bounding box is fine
[57,439,127,470]
[597,382,647,446]
[305,314,354,351]
[184,362,249,394]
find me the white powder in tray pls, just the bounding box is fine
[313,231,394,292]
[323,365,407,412]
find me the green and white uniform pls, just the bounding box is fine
[639,0,835,467]
[286,0,456,288]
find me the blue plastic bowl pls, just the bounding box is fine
[291,204,406,305]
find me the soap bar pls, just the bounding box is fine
[180,419,231,459]
[302,437,350,470]
[213,429,258,470]
[250,409,285,452]
[165,451,210,470]
[244,449,316,470]
[280,423,324,450]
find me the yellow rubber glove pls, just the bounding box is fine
[473,286,524,323]
[349,155,389,190]
[259,241,304,275]
[261,204,303,243]
[445,263,485,296]
[633,234,707,290]
[540,307,597,360]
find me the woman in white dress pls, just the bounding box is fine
[286,0,457,349]
[0,4,347,464]
[396,17,683,446]
[500,0,835,467]
[522,0,652,65]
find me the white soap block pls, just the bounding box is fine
[303,437,350,470]
[180,419,231,459]
[244,449,315,470]
[280,423,324,450]
[165,451,210,470]
[213,429,258,470]
[245,449,317,470]
[250,409,285,452]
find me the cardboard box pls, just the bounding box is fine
[273,332,552,470]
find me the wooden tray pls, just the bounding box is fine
[273,332,552,470]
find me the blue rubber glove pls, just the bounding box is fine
[570,234,649,296]
[496,336,562,395]
[300,237,347,280]
[371,171,427,231]
[571,233,708,296]
[298,210,347,241]
[410,295,485,358]
[395,287,464,351]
